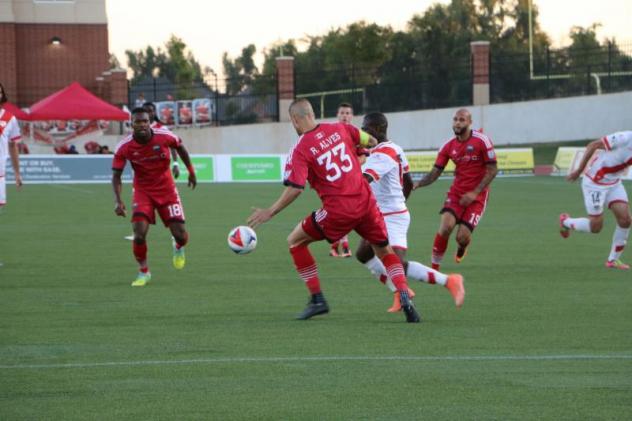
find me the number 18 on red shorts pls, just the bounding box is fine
[131,187,186,226]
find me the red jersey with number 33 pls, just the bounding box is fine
[112,128,181,194]
[434,130,496,196]
[284,123,373,215]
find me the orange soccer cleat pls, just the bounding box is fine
[445,274,465,308]
[605,259,630,270]
[387,287,416,313]
[454,247,468,264]
[559,213,571,238]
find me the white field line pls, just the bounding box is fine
[1,354,631,370]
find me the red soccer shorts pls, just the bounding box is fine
[302,198,389,246]
[131,187,185,226]
[440,190,489,232]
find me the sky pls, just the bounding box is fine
[106,0,632,79]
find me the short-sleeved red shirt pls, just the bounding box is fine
[283,122,373,216]
[112,128,181,194]
[434,130,496,196]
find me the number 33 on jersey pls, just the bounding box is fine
[283,122,372,206]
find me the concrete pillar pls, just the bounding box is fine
[109,68,128,106]
[0,23,18,104]
[94,76,105,100]
[471,41,490,106]
[276,56,295,122]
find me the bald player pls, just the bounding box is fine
[248,99,420,323]
[414,109,498,270]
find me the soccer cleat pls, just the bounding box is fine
[399,290,420,323]
[559,213,571,238]
[454,247,467,263]
[341,248,352,258]
[387,287,416,313]
[131,271,151,287]
[445,274,465,308]
[173,241,186,269]
[296,293,330,320]
[605,259,630,270]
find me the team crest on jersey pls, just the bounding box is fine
[153,145,160,151]
[466,145,474,153]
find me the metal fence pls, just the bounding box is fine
[128,75,278,126]
[491,43,632,103]
[295,59,472,119]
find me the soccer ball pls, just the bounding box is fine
[227,225,257,254]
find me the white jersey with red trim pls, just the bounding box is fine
[584,131,632,185]
[362,141,409,214]
[0,109,21,166]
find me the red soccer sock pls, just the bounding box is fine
[380,253,408,291]
[432,233,449,265]
[175,232,189,250]
[290,244,321,294]
[133,241,148,271]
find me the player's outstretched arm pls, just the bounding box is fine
[111,169,126,217]
[567,139,604,182]
[8,141,22,190]
[170,147,180,179]
[247,186,303,229]
[414,166,443,190]
[175,145,196,189]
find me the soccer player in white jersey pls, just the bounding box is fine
[0,83,23,208]
[561,131,632,269]
[356,112,465,312]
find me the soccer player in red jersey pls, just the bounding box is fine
[414,108,498,270]
[248,99,420,323]
[112,108,197,286]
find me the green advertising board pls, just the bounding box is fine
[231,156,282,181]
[176,156,214,183]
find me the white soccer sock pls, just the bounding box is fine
[406,261,448,286]
[608,225,629,262]
[364,256,397,292]
[564,217,591,232]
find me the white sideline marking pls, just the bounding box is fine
[1,354,631,370]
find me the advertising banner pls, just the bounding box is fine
[177,100,193,126]
[176,155,214,183]
[406,148,534,175]
[5,155,133,183]
[193,98,212,125]
[156,101,176,126]
[230,156,282,181]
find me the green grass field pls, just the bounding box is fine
[1,178,631,420]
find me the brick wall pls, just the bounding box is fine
[0,23,18,102]
[13,23,109,106]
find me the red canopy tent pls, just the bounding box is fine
[26,82,129,121]
[3,102,30,120]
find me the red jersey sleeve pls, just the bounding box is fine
[112,147,127,171]
[283,144,308,189]
[434,141,451,169]
[478,135,497,164]
[166,133,182,148]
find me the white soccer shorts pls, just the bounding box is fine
[581,178,628,216]
[384,211,410,249]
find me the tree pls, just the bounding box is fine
[125,35,208,98]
